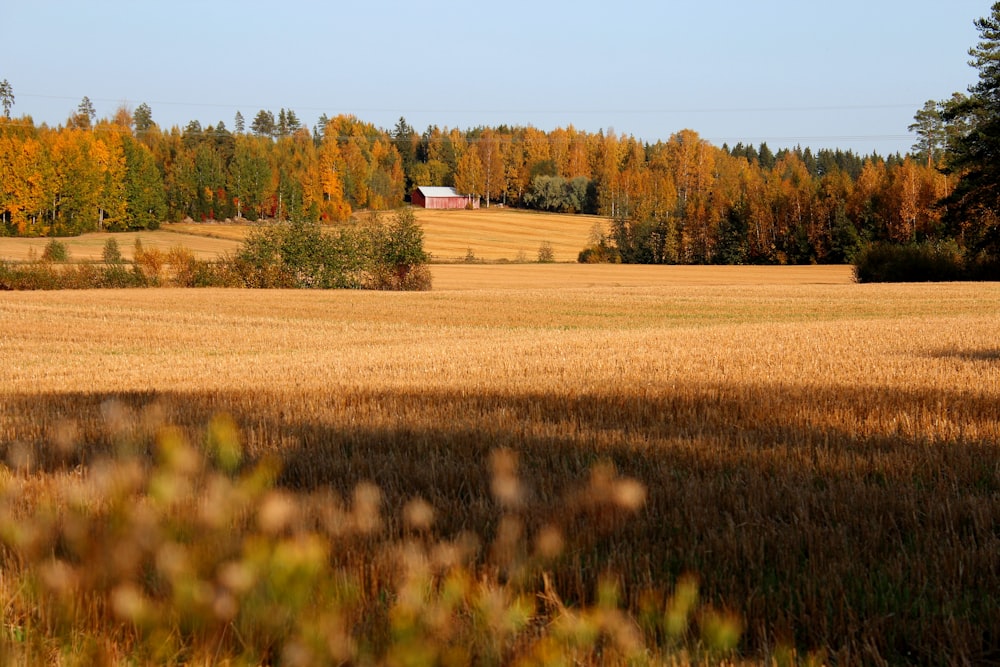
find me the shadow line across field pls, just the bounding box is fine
[2,382,999,663]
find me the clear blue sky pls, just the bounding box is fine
[2,0,988,155]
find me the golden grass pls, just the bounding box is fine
[0,208,600,264]
[0,229,243,262]
[1,267,999,663]
[410,207,600,262]
[430,264,854,290]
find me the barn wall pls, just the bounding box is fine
[411,189,480,209]
[426,197,477,209]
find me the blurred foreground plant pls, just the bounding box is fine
[0,407,740,665]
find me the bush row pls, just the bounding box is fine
[0,210,432,291]
[853,240,1000,282]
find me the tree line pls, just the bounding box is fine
[0,85,984,266]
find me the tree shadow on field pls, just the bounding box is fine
[2,383,999,664]
[929,346,1000,362]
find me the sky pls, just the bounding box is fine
[2,1,989,156]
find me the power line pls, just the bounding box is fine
[16,92,925,116]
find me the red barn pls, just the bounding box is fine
[412,186,480,209]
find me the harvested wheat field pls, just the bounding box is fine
[1,266,998,664]
[0,208,596,265]
[410,207,599,262]
[0,228,243,262]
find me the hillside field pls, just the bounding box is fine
[0,208,599,264]
[1,266,998,663]
[407,207,599,262]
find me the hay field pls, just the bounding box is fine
[411,207,599,262]
[0,228,243,262]
[1,267,999,663]
[164,208,599,263]
[0,208,597,264]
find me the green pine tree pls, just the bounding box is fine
[942,2,1000,264]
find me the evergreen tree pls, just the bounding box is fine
[313,114,330,145]
[234,111,245,134]
[134,103,154,135]
[908,100,947,167]
[70,96,96,130]
[0,79,14,119]
[251,110,275,138]
[121,136,166,229]
[392,116,417,191]
[758,142,775,170]
[285,109,301,134]
[942,2,1000,259]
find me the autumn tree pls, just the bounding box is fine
[591,130,622,217]
[666,129,717,262]
[367,138,405,210]
[412,126,453,188]
[565,125,591,179]
[49,128,104,234]
[453,149,483,202]
[315,131,351,221]
[93,123,127,230]
[0,130,54,234]
[475,128,505,207]
[518,126,553,202]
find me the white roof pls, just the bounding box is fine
[416,186,467,198]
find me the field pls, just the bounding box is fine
[1,264,998,664]
[0,228,243,262]
[406,207,599,262]
[0,208,598,265]
[168,208,597,263]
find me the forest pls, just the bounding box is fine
[0,94,972,265]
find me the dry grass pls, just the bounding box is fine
[410,207,600,262]
[1,267,999,663]
[0,229,243,262]
[430,264,854,290]
[1,208,600,265]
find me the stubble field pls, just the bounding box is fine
[1,264,998,664]
[0,208,597,264]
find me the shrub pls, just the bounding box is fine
[165,245,197,287]
[853,241,966,282]
[578,241,622,264]
[234,220,366,289]
[102,238,124,264]
[98,262,145,288]
[41,238,69,262]
[0,259,62,289]
[537,240,555,263]
[364,208,432,290]
[132,238,166,286]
